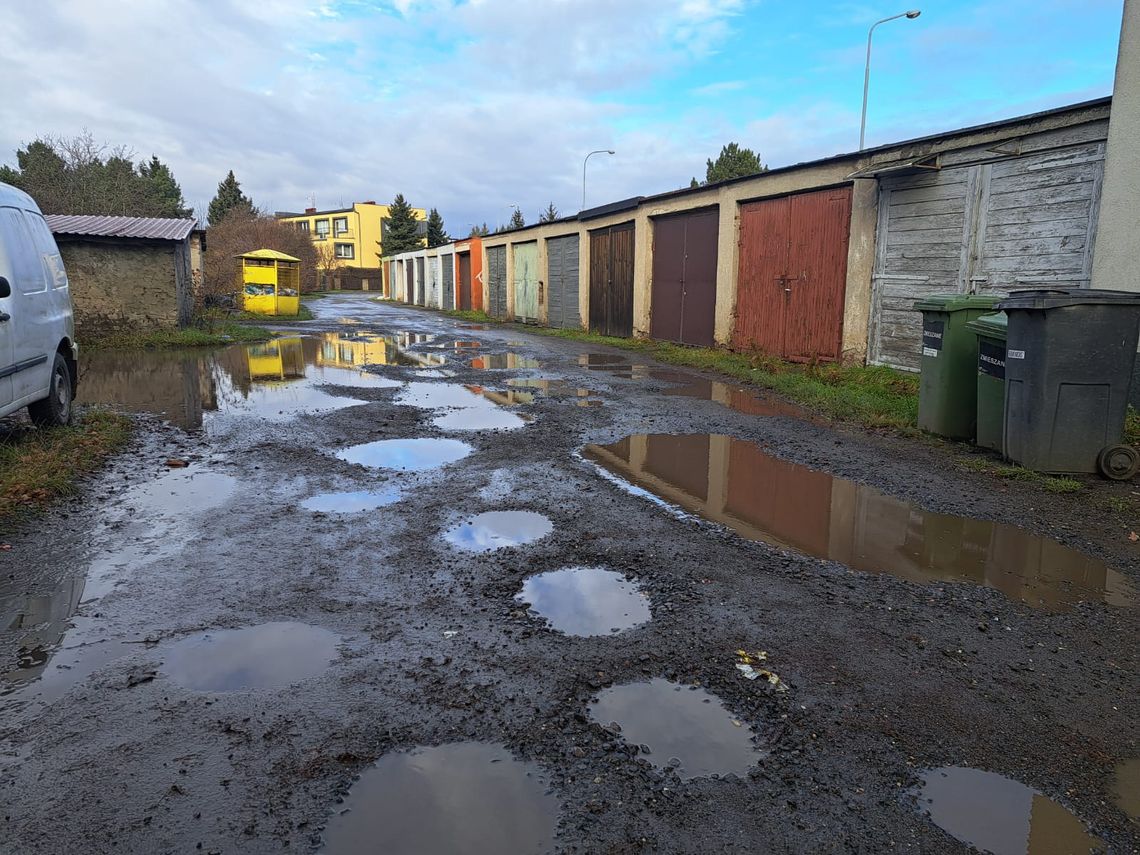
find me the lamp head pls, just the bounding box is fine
[905,9,921,18]
[607,150,615,154]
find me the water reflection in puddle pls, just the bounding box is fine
[517,567,650,636]
[578,353,626,367]
[320,742,557,855]
[915,767,1101,855]
[508,378,592,398]
[432,409,527,431]
[301,488,401,513]
[469,354,542,370]
[452,340,483,349]
[395,382,528,431]
[396,382,486,409]
[590,678,761,780]
[336,438,472,471]
[663,378,810,420]
[162,622,340,691]
[444,511,553,552]
[583,434,1132,611]
[456,324,491,331]
[1114,758,1140,821]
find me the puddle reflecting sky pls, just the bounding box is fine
[301,487,402,513]
[336,438,472,471]
[583,434,1132,611]
[444,511,553,552]
[396,382,528,431]
[916,767,1101,855]
[590,678,761,780]
[432,408,527,431]
[161,622,340,691]
[469,354,542,370]
[517,567,650,636]
[320,742,558,855]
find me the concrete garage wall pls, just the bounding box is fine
[59,240,183,335]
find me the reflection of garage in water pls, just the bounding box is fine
[583,433,1132,611]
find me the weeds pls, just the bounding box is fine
[956,456,1082,493]
[85,321,275,350]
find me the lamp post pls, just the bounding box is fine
[859,10,921,150]
[582,149,615,210]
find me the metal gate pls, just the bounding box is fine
[426,256,440,307]
[650,208,719,347]
[734,186,852,362]
[441,254,454,310]
[458,252,472,310]
[415,257,426,306]
[512,241,539,323]
[547,234,581,329]
[588,222,635,337]
[869,140,1106,371]
[404,261,413,304]
[486,245,508,319]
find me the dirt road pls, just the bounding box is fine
[2,294,1137,853]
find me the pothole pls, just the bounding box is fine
[301,488,402,513]
[432,409,527,431]
[517,567,650,636]
[336,438,472,471]
[444,511,553,552]
[469,354,543,370]
[589,678,762,780]
[320,742,558,854]
[161,622,340,692]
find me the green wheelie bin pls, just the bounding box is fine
[913,295,999,440]
[965,312,1008,452]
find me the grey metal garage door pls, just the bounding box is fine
[441,254,454,310]
[487,246,507,319]
[547,234,580,330]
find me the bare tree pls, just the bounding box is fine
[314,241,340,291]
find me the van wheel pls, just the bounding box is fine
[28,353,74,427]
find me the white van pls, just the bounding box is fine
[0,181,77,426]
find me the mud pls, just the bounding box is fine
[2,293,1138,854]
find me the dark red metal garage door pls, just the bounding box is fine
[457,252,472,310]
[734,186,852,362]
[589,222,635,337]
[650,208,719,347]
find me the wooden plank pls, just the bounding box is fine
[888,212,968,232]
[986,162,1101,195]
[986,182,1098,211]
[982,234,1087,257]
[887,226,972,245]
[985,218,1092,240]
[985,199,1093,225]
[888,198,968,219]
[886,181,973,206]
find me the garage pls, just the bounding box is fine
[734,186,852,362]
[650,208,719,347]
[403,260,413,304]
[426,255,441,308]
[588,222,635,338]
[441,253,454,310]
[486,245,508,319]
[415,257,426,306]
[512,241,539,323]
[868,136,1106,371]
[546,234,580,330]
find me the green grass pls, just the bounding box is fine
[1126,406,1139,446]
[85,321,275,350]
[443,309,494,323]
[955,456,1083,493]
[226,304,315,322]
[0,409,132,522]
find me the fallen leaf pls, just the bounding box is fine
[1129,531,1138,543]
[164,458,189,468]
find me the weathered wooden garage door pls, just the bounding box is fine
[869,140,1106,371]
[441,254,454,310]
[486,245,508,319]
[734,187,852,362]
[589,222,635,337]
[415,257,426,306]
[512,241,539,323]
[650,208,719,347]
[458,252,472,310]
[403,261,413,304]
[547,234,581,329]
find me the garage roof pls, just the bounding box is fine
[44,214,200,242]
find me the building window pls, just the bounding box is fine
[333,216,348,235]
[335,243,355,259]
[314,219,330,239]
[297,221,309,234]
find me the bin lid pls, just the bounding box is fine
[965,311,1007,338]
[912,294,999,313]
[996,287,1140,311]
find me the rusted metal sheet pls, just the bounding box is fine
[511,241,539,323]
[734,187,851,362]
[650,208,718,347]
[589,222,634,337]
[546,234,580,329]
[457,252,472,310]
[486,245,508,318]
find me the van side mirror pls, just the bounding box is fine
[0,277,10,299]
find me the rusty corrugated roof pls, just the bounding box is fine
[44,214,199,241]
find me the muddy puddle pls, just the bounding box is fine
[301,488,402,513]
[444,511,553,552]
[395,382,528,431]
[336,438,472,471]
[1114,758,1140,821]
[915,767,1101,854]
[320,742,557,854]
[583,434,1132,611]
[662,378,810,420]
[456,324,490,330]
[451,340,483,349]
[517,567,650,636]
[578,353,626,367]
[590,678,761,780]
[469,354,542,370]
[507,378,602,407]
[161,622,340,692]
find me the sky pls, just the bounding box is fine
[0,0,1124,233]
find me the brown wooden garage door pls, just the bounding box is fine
[734,186,852,362]
[457,252,472,310]
[589,222,635,337]
[650,208,719,347]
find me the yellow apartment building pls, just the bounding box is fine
[275,201,426,270]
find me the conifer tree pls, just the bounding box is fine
[538,202,559,223]
[381,193,424,256]
[207,170,254,226]
[426,207,448,247]
[508,207,525,229]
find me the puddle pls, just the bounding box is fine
[395,382,488,409]
[444,511,553,552]
[395,382,528,431]
[589,678,761,780]
[456,324,490,330]
[161,622,340,692]
[432,409,527,431]
[507,378,592,398]
[578,353,626,367]
[469,354,543,370]
[517,567,650,636]
[336,438,472,471]
[663,378,811,420]
[320,742,558,854]
[414,369,456,379]
[1114,758,1140,821]
[301,488,402,513]
[452,340,483,349]
[915,767,1102,855]
[582,434,1132,611]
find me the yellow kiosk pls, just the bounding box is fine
[238,249,301,316]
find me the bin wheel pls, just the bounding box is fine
[1097,445,1140,481]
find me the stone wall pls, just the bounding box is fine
[58,239,186,335]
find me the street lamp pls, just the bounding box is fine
[859,10,921,150]
[582,149,615,210]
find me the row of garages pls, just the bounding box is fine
[384,98,1110,370]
